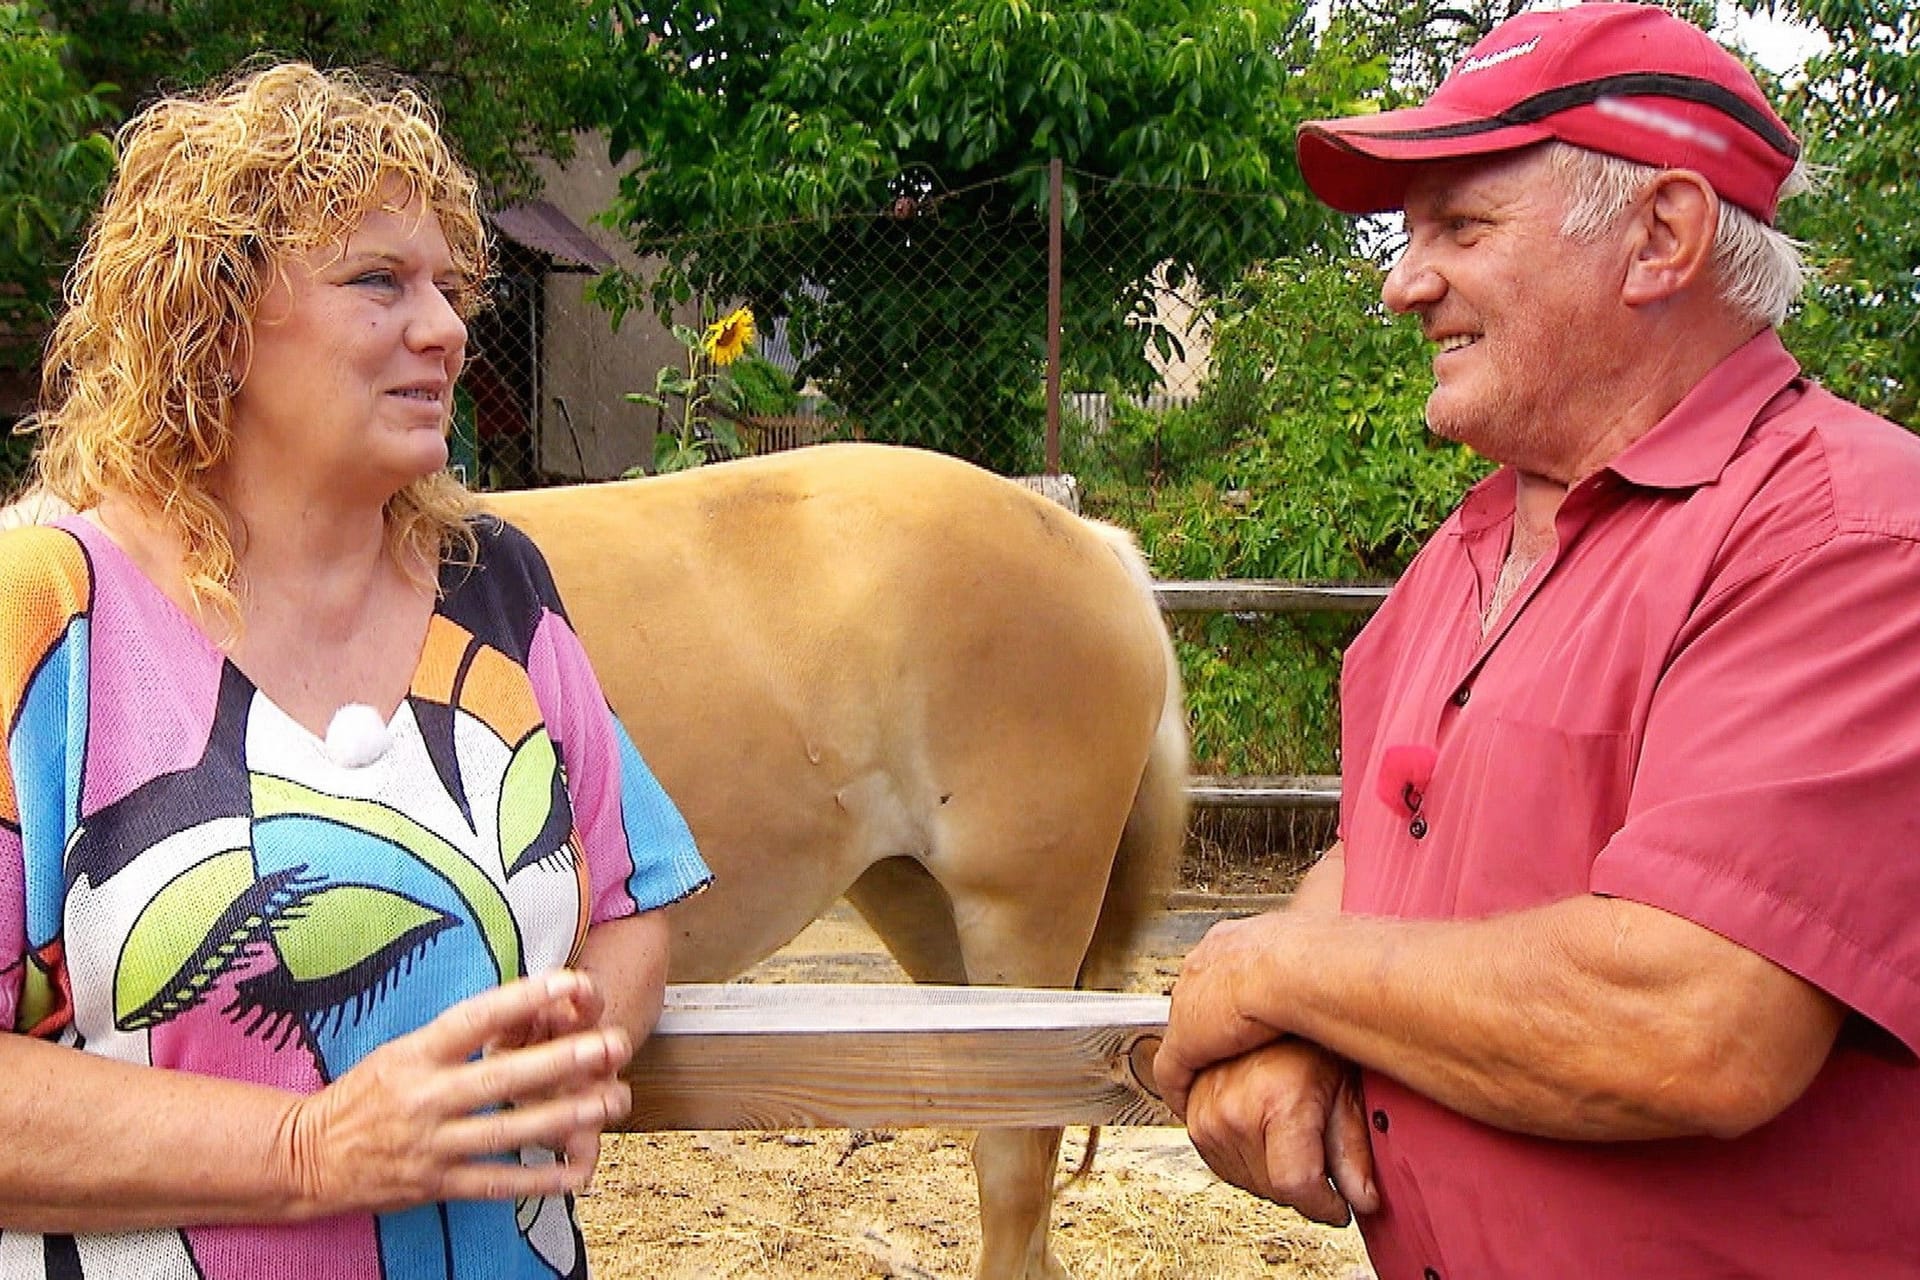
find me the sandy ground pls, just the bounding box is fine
[579,905,1375,1279]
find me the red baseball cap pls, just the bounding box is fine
[1296,3,1801,223]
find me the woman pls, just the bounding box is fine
[0,63,710,1278]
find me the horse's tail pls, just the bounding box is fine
[1078,519,1190,992]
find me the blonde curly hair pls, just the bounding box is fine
[29,60,489,629]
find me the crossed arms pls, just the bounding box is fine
[1156,843,1845,1223]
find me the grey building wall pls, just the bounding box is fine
[529,136,695,480]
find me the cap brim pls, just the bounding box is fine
[1296,105,1554,214]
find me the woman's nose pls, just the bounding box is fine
[412,284,468,355]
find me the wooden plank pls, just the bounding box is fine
[1163,890,1291,913]
[1154,580,1391,615]
[1188,774,1341,809]
[621,983,1174,1131]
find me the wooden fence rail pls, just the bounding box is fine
[1153,579,1391,615]
[1189,774,1340,809]
[623,983,1173,1130]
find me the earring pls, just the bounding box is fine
[216,370,237,397]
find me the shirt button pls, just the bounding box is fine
[1371,1109,1390,1133]
[1409,816,1429,839]
[1451,685,1470,707]
[1424,1270,1442,1280]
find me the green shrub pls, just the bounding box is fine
[728,354,802,417]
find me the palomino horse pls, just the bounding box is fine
[485,444,1188,1280]
[1,443,1189,1279]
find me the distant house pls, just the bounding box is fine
[473,143,697,486]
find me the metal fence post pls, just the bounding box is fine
[1045,158,1063,476]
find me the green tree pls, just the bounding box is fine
[42,0,608,201]
[0,0,116,443]
[590,0,1380,472]
[1754,0,1918,428]
[1332,0,1717,92]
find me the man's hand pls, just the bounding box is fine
[1157,912,1301,1116]
[1184,1039,1378,1226]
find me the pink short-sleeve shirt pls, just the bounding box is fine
[1339,331,1920,1280]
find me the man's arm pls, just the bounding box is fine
[1162,891,1844,1141]
[1176,843,1380,1224]
[1286,840,1346,916]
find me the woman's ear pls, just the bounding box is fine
[1622,170,1719,306]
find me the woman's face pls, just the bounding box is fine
[228,190,469,508]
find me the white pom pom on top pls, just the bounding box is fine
[323,702,392,769]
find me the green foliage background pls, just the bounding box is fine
[1762,0,1919,429]
[588,0,1378,472]
[39,0,607,203]
[0,0,117,477]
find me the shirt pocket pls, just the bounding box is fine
[1445,716,1633,916]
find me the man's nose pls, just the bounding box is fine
[1382,243,1442,315]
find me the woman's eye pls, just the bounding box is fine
[352,270,399,289]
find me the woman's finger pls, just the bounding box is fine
[436,1081,632,1161]
[415,972,601,1066]
[437,1026,633,1119]
[433,1155,595,1204]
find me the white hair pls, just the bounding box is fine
[1547,142,1811,327]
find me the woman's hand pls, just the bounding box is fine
[278,969,633,1218]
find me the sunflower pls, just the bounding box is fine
[703,307,755,366]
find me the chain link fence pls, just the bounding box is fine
[465,165,1287,491]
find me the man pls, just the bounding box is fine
[1155,4,1920,1277]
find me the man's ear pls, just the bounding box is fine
[1621,170,1718,305]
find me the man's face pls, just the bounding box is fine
[1383,148,1632,479]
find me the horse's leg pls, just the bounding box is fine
[950,890,1102,1280]
[969,1127,1071,1280]
[844,856,967,985]
[853,809,1117,1280]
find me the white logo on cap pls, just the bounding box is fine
[1453,36,1541,77]
[1595,96,1730,153]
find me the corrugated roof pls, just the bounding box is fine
[490,200,618,272]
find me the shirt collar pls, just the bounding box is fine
[1603,329,1803,491]
[1453,329,1803,536]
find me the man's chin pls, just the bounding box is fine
[1423,399,1471,447]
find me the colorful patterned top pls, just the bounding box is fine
[0,515,711,1279]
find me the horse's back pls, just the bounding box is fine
[486,444,1177,981]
